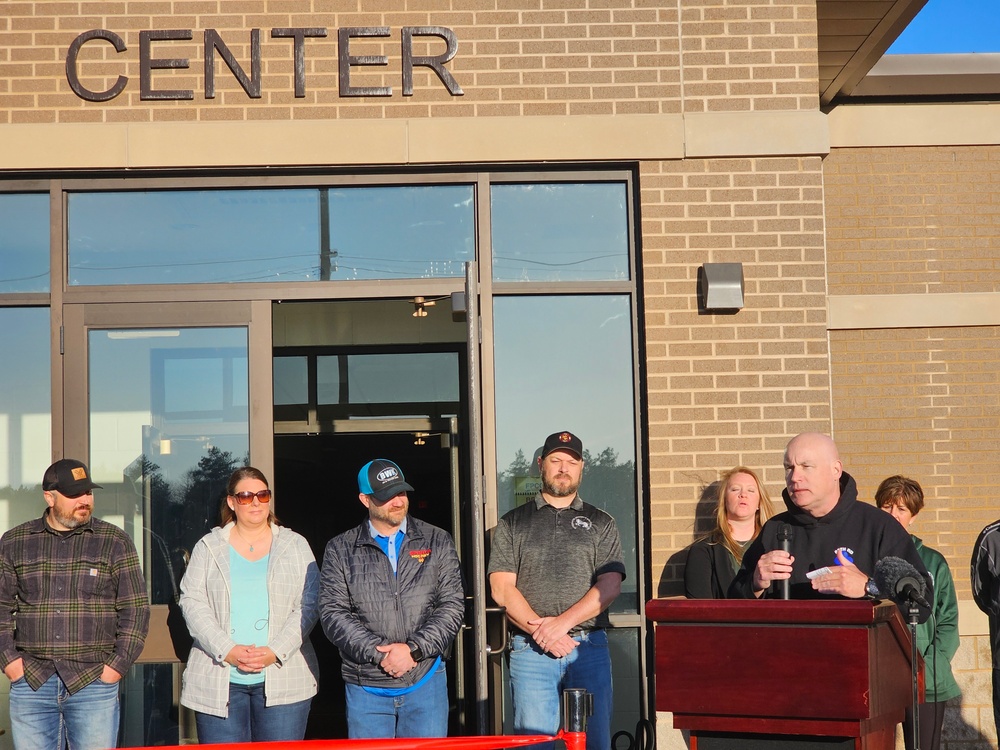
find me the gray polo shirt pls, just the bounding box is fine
[488,493,626,634]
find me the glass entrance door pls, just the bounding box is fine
[62,301,264,746]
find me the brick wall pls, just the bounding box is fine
[825,146,1000,296]
[640,155,829,594]
[679,0,818,113]
[0,0,823,123]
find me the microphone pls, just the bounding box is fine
[873,556,931,609]
[777,524,792,600]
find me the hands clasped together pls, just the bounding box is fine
[377,642,418,679]
[529,615,579,658]
[225,644,278,673]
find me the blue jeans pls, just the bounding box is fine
[508,629,612,750]
[194,682,311,743]
[10,673,121,750]
[344,661,448,738]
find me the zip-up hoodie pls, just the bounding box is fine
[729,472,931,622]
[179,523,320,717]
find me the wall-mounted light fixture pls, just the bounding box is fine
[698,262,745,312]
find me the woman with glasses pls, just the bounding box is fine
[684,466,775,599]
[179,466,320,743]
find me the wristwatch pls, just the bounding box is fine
[865,577,880,599]
[409,644,425,662]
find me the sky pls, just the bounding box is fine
[888,0,1000,54]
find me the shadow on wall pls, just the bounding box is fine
[939,696,994,749]
[655,480,722,599]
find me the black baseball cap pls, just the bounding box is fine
[42,459,103,496]
[541,431,583,459]
[358,459,414,502]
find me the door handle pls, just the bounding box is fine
[485,606,508,655]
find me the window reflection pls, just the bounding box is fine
[67,185,475,286]
[0,308,51,750]
[0,194,49,293]
[89,327,250,606]
[69,190,320,286]
[325,186,474,280]
[492,295,638,612]
[491,183,630,282]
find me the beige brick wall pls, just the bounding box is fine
[0,0,823,124]
[830,326,1000,600]
[825,146,1000,296]
[679,0,818,113]
[640,155,829,595]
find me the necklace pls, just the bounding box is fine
[233,524,270,552]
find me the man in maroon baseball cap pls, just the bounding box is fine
[489,431,625,750]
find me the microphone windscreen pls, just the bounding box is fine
[873,556,926,599]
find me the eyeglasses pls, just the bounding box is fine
[231,489,272,505]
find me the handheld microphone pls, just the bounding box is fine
[777,523,792,600]
[873,556,931,609]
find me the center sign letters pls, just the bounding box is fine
[65,26,463,102]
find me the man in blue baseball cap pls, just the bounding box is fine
[319,459,464,738]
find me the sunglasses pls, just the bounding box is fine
[231,489,272,505]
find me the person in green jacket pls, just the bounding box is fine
[876,475,960,750]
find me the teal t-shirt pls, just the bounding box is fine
[229,549,269,685]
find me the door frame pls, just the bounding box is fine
[60,299,272,667]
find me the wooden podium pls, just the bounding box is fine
[646,599,921,750]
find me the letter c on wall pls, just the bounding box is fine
[66,29,128,102]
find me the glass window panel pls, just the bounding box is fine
[491,183,630,282]
[317,356,343,404]
[0,308,52,527]
[88,326,250,618]
[0,194,50,293]
[0,308,52,748]
[326,186,474,280]
[68,189,320,285]
[346,353,460,404]
[274,356,308,406]
[493,295,638,612]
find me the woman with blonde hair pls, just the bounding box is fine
[685,466,775,599]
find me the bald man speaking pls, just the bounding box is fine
[729,432,930,620]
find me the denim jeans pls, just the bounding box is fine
[344,661,448,738]
[10,673,121,750]
[194,682,311,743]
[508,629,612,750]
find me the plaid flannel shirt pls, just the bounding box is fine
[0,512,150,694]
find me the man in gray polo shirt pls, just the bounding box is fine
[488,431,625,750]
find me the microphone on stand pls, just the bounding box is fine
[777,524,792,600]
[873,556,931,609]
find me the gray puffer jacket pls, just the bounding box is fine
[319,516,464,687]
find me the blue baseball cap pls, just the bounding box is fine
[358,459,414,502]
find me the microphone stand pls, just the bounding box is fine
[906,601,921,750]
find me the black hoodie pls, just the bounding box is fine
[729,472,931,621]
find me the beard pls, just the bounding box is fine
[369,497,408,528]
[53,505,92,529]
[541,472,580,498]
